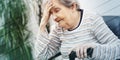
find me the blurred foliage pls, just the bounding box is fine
[0,0,33,60]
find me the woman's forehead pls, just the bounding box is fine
[51,0,64,7]
[51,0,59,2]
[51,0,61,4]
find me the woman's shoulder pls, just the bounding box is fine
[83,10,102,21]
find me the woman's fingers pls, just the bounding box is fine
[48,4,53,12]
[83,46,87,58]
[76,48,81,58]
[69,44,95,59]
[46,2,52,8]
[74,45,88,59]
[80,47,84,58]
[43,1,53,13]
[41,1,53,25]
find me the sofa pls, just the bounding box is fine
[103,16,120,39]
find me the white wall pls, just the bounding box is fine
[78,0,120,16]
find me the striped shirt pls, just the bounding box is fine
[33,10,120,60]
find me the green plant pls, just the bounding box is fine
[0,0,32,60]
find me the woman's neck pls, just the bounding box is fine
[68,11,81,31]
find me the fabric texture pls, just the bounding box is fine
[33,10,120,60]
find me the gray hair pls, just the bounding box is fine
[42,0,80,11]
[59,0,80,10]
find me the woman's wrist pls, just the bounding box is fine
[40,23,46,32]
[41,16,49,24]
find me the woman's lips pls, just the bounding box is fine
[55,18,60,22]
[58,20,62,26]
[55,18,64,22]
[56,19,61,22]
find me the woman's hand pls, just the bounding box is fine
[40,1,53,31]
[69,43,97,59]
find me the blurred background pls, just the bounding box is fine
[78,0,120,16]
[0,0,120,60]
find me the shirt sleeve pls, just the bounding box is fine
[33,26,61,60]
[91,15,120,60]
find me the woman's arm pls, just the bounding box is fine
[92,15,120,60]
[33,26,61,60]
[33,1,61,60]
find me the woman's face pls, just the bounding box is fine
[50,0,76,30]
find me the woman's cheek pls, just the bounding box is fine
[60,21,68,29]
[59,21,65,27]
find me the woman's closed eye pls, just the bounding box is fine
[54,8,60,13]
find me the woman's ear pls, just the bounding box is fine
[70,3,77,11]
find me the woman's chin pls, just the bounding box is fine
[62,27,70,30]
[59,25,66,29]
[58,24,69,30]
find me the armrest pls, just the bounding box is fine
[49,48,93,60]
[69,48,93,60]
[48,52,61,60]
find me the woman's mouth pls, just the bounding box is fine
[58,20,62,26]
[55,18,64,22]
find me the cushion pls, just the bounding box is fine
[103,16,120,39]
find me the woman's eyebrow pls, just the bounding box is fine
[50,7,57,11]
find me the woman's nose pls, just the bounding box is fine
[52,14,61,22]
[52,15,59,22]
[52,15,57,20]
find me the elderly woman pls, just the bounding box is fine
[34,0,120,60]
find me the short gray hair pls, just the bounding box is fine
[42,0,80,11]
[59,0,80,10]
